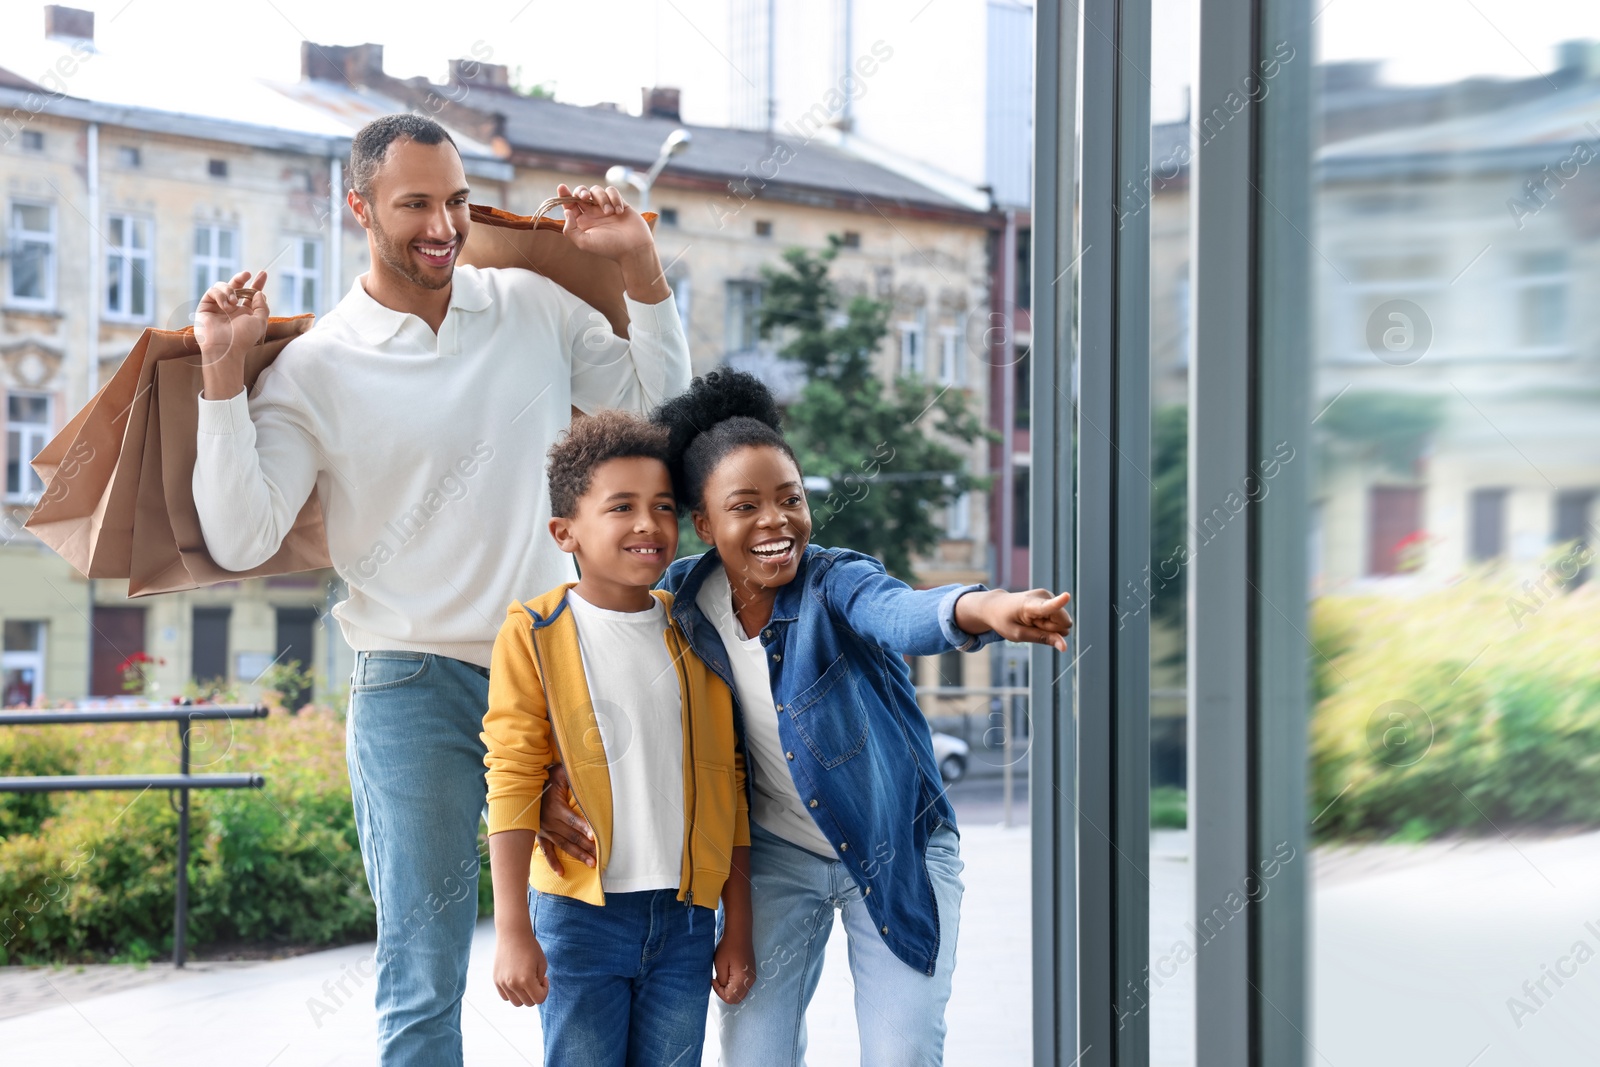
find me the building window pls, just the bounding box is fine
[841,231,861,249]
[194,224,240,302]
[1554,490,1595,587]
[1368,486,1423,575]
[1347,253,1442,359]
[8,200,56,308]
[208,158,228,179]
[2,620,45,707]
[20,130,43,152]
[105,213,153,321]
[754,219,773,238]
[280,236,322,315]
[1468,488,1507,562]
[657,207,679,226]
[937,648,964,689]
[117,146,141,168]
[1014,347,1032,429]
[1013,465,1031,547]
[937,326,962,386]
[898,321,926,378]
[945,489,973,540]
[6,392,52,503]
[725,280,764,355]
[192,607,231,684]
[1513,250,1568,351]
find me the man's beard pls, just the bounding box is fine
[369,209,455,292]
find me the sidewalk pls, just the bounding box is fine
[0,825,1032,1066]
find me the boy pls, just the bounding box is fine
[482,410,755,1066]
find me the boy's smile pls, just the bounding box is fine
[549,456,679,612]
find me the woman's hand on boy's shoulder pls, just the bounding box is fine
[957,588,1074,651]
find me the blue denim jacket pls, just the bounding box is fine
[658,545,998,974]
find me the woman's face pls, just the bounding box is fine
[693,444,813,592]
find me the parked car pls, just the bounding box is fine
[931,731,969,783]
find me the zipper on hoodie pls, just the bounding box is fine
[667,624,698,911]
[528,610,604,898]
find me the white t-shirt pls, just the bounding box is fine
[696,565,836,858]
[566,590,686,893]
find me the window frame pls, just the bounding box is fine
[5,391,54,503]
[280,234,323,316]
[7,199,57,310]
[193,222,241,303]
[104,212,154,323]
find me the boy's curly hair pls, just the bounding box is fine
[546,410,672,518]
[649,370,801,512]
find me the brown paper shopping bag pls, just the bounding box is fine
[26,317,326,595]
[25,329,171,577]
[129,317,329,596]
[458,196,658,338]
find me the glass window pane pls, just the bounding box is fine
[218,228,233,260]
[13,203,49,233]
[195,226,210,256]
[301,238,318,270]
[108,215,124,246]
[131,219,147,250]
[3,621,41,652]
[1309,7,1600,1064]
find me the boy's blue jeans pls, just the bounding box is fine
[717,820,964,1067]
[346,651,489,1067]
[532,887,717,1067]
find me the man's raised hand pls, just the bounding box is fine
[196,269,269,401]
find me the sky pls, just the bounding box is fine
[1,0,1596,127]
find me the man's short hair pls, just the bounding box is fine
[547,411,673,518]
[348,114,459,198]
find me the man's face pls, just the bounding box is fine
[355,138,471,292]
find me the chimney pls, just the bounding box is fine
[450,58,510,91]
[44,5,93,44]
[642,87,681,122]
[300,42,386,85]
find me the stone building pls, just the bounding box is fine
[0,9,1006,704]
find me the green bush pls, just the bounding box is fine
[1310,556,1600,840]
[0,707,465,964]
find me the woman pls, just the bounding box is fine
[537,371,1071,1065]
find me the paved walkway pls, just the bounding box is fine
[0,825,1032,1066]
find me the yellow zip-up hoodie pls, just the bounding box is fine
[482,583,750,909]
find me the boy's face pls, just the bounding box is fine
[550,457,679,587]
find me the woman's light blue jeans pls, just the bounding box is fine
[347,651,490,1067]
[718,819,964,1066]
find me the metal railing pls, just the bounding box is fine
[915,686,1031,826]
[0,704,268,967]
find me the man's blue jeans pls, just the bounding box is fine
[532,887,717,1067]
[717,820,964,1067]
[347,651,489,1067]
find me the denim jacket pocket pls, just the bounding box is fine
[352,651,432,692]
[786,653,869,769]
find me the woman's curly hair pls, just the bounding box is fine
[649,370,801,512]
[546,409,671,518]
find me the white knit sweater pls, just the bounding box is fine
[193,265,691,667]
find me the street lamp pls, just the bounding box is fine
[605,128,692,212]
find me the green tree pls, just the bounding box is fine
[754,239,992,580]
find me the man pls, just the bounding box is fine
[191,113,690,1066]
